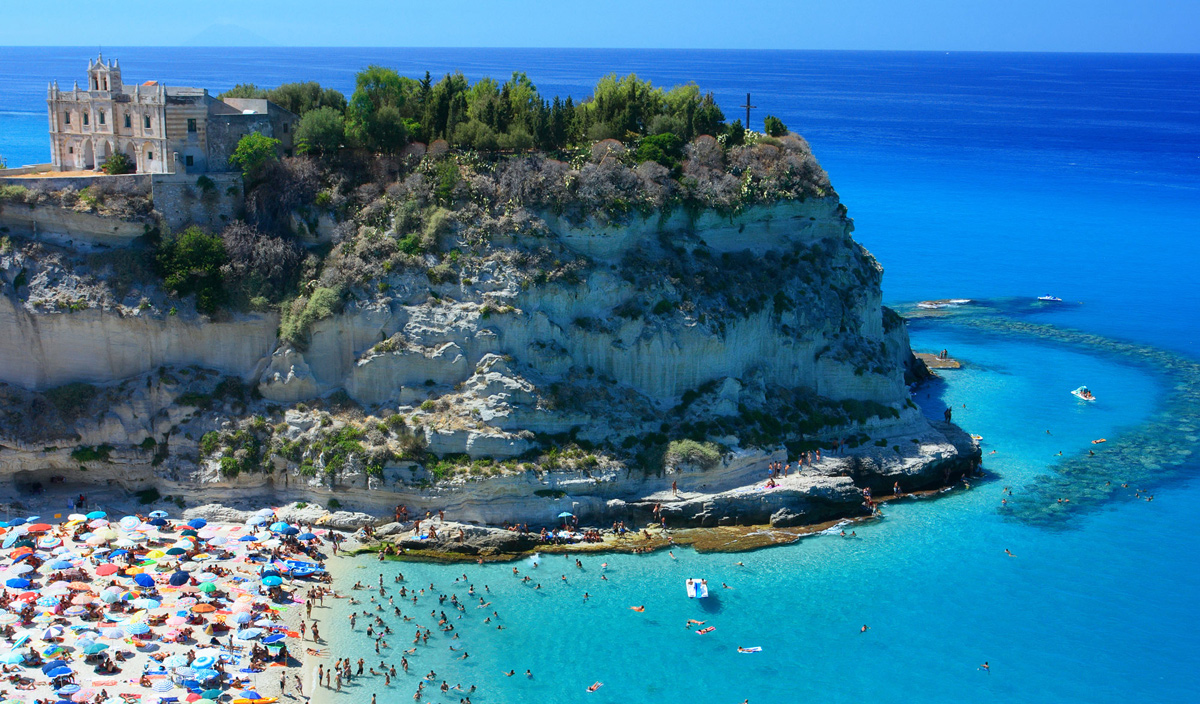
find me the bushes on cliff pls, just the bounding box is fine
[665,439,721,470]
[155,227,228,315]
[280,286,343,346]
[295,107,346,156]
[230,132,282,181]
[219,222,305,307]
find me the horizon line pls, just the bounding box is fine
[2,46,1199,56]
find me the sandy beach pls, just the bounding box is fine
[0,495,340,704]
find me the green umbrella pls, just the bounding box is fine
[198,582,216,593]
[83,643,109,654]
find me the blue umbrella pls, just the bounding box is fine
[193,668,219,681]
[169,571,190,586]
[8,517,26,526]
[85,511,105,520]
[238,535,257,542]
[5,578,30,589]
[50,560,74,569]
[109,549,129,557]
[48,666,72,678]
[279,525,299,535]
[187,519,207,529]
[149,518,167,527]
[133,573,155,588]
[240,691,263,699]
[126,623,150,636]
[262,633,285,644]
[235,628,263,640]
[557,511,574,518]
[148,510,169,519]
[56,684,80,694]
[296,532,317,541]
[261,576,282,587]
[41,659,68,673]
[201,689,222,699]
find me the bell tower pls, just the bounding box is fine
[86,53,122,93]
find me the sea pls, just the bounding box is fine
[2,49,1199,703]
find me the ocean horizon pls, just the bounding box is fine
[2,46,1199,702]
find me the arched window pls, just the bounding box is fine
[124,114,131,129]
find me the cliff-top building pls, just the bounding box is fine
[46,54,297,174]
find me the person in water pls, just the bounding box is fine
[587,682,603,692]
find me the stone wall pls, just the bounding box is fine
[150,173,242,232]
[0,201,148,247]
[0,173,149,192]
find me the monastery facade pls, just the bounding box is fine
[46,55,296,174]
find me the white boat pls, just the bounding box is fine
[685,578,709,598]
[1038,295,1063,302]
[1071,386,1096,402]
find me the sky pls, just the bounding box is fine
[1,0,1198,53]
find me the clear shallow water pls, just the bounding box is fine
[2,49,1199,701]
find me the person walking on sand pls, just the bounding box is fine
[671,480,678,497]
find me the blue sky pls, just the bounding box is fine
[2,0,1198,52]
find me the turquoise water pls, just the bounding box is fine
[2,50,1198,701]
[317,336,1195,704]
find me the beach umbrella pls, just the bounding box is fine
[82,643,108,655]
[84,511,104,520]
[149,518,168,527]
[41,625,64,639]
[268,522,289,533]
[191,655,217,669]
[201,689,221,700]
[0,650,24,665]
[163,654,189,668]
[180,530,199,538]
[193,668,219,681]
[95,564,119,577]
[133,573,155,588]
[27,523,52,533]
[261,576,282,587]
[262,633,285,644]
[49,560,74,570]
[234,628,262,640]
[5,578,30,589]
[191,604,215,614]
[47,666,73,678]
[296,532,317,541]
[5,564,32,575]
[169,571,190,586]
[126,622,150,636]
[100,627,125,639]
[36,597,58,607]
[38,537,62,549]
[55,685,80,695]
[152,680,175,693]
[118,516,140,530]
[63,606,87,617]
[206,536,228,546]
[195,573,217,582]
[0,613,18,625]
[132,598,160,609]
[187,519,207,529]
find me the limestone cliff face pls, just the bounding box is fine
[0,192,977,530]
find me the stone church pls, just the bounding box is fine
[46,54,297,174]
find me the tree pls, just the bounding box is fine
[725,119,745,147]
[229,132,281,180]
[346,65,418,152]
[763,115,788,137]
[218,83,268,100]
[295,106,345,156]
[155,227,228,314]
[635,132,683,171]
[267,82,347,116]
[100,152,135,175]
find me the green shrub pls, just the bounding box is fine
[229,132,281,180]
[155,227,228,314]
[100,152,135,175]
[138,437,157,451]
[280,287,342,346]
[665,439,721,469]
[71,445,113,463]
[763,115,788,137]
[44,382,98,420]
[326,498,342,510]
[136,487,161,504]
[199,431,221,456]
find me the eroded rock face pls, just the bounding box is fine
[0,196,978,531]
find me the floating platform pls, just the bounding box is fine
[686,578,709,598]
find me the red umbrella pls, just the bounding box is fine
[95,564,119,576]
[27,523,53,533]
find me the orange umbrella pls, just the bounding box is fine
[69,582,93,591]
[192,603,216,613]
[27,523,53,532]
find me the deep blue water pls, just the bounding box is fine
[3,49,1200,703]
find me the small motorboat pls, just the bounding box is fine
[685,578,709,598]
[1071,386,1096,402]
[1038,295,1063,302]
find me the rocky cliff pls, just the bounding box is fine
[0,140,978,532]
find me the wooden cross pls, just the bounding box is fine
[740,93,756,129]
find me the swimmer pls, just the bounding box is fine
[1005,549,1016,557]
[979,661,990,672]
[722,583,733,589]
[669,551,676,560]
[630,606,645,612]
[686,619,706,627]
[504,670,516,677]
[525,670,533,679]
[860,625,870,633]
[587,682,603,693]
[735,561,745,567]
